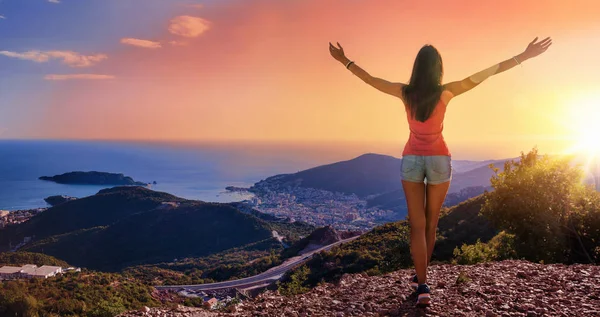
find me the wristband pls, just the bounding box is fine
[345,61,355,69]
[513,56,522,67]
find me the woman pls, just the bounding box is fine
[329,37,551,306]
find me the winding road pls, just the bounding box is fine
[155,235,360,292]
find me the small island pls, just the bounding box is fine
[39,171,149,186]
[225,186,250,192]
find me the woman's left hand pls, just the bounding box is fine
[329,42,347,63]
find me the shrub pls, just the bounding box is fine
[277,265,311,296]
[482,148,600,263]
[452,231,517,265]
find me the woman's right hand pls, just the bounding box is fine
[522,37,552,59]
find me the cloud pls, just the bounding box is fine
[0,50,107,67]
[48,0,61,3]
[0,15,5,19]
[186,4,203,9]
[120,38,162,49]
[168,16,210,38]
[44,74,115,80]
[169,40,188,46]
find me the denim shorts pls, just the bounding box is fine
[400,155,452,185]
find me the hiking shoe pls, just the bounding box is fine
[409,274,418,291]
[415,284,431,306]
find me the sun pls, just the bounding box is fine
[570,125,600,158]
[562,96,600,159]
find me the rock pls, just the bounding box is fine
[516,271,528,279]
[44,195,77,206]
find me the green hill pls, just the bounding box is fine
[0,186,185,248]
[279,195,495,291]
[0,187,310,272]
[0,251,69,267]
[434,195,496,259]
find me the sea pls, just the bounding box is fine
[0,139,399,211]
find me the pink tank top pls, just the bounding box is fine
[402,99,451,157]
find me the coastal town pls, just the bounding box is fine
[241,177,399,230]
[0,208,46,229]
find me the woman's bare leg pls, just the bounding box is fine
[402,180,427,285]
[425,181,450,267]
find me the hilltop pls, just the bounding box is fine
[254,153,403,197]
[119,260,600,316]
[230,260,600,316]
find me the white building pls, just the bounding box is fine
[0,264,64,279]
[27,265,63,278]
[0,266,24,280]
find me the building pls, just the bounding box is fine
[0,266,24,280]
[0,264,64,280]
[18,264,38,277]
[205,297,219,309]
[27,265,63,278]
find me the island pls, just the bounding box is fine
[39,171,149,186]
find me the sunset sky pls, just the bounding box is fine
[1,0,599,159]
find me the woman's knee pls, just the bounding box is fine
[410,220,427,232]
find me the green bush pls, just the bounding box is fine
[0,272,157,317]
[277,265,311,296]
[482,148,600,264]
[452,231,517,265]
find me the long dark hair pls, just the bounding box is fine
[401,45,444,122]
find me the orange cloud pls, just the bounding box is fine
[168,16,210,38]
[120,38,162,49]
[169,41,188,46]
[45,74,115,80]
[0,50,107,67]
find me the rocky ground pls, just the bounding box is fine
[119,260,600,317]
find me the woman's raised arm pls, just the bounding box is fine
[444,37,552,97]
[329,42,405,99]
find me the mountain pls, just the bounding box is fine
[0,187,306,271]
[254,153,509,197]
[253,153,403,197]
[443,185,490,207]
[39,171,149,186]
[247,153,508,226]
[450,158,510,174]
[448,163,505,193]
